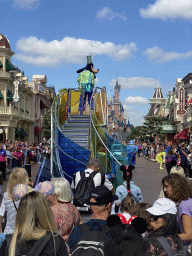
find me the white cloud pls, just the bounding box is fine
[123,105,145,126]
[12,0,41,9]
[14,36,137,67]
[144,46,192,62]
[96,7,126,21]
[110,77,159,89]
[125,96,148,105]
[140,0,192,20]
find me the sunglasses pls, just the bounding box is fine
[149,215,162,221]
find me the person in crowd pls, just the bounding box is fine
[47,178,81,241]
[137,142,142,157]
[145,198,184,255]
[0,171,3,195]
[12,147,23,168]
[115,165,143,212]
[104,224,148,256]
[126,140,138,165]
[0,144,7,181]
[187,143,192,179]
[0,168,29,234]
[179,142,190,175]
[67,185,118,254]
[71,158,113,192]
[165,148,177,174]
[163,173,192,252]
[158,162,185,199]
[36,144,41,163]
[156,148,166,170]
[0,191,69,256]
[117,195,135,223]
[150,144,155,161]
[5,146,11,171]
[130,202,152,237]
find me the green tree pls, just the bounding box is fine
[143,116,168,141]
[127,126,146,140]
[42,110,51,139]
[127,116,169,141]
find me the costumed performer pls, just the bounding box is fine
[126,140,138,166]
[77,56,99,114]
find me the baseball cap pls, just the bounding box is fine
[89,185,118,206]
[146,198,177,216]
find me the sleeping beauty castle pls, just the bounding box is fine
[108,76,132,140]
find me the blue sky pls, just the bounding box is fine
[1,0,192,126]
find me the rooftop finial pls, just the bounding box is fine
[157,76,159,88]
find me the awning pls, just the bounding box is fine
[6,60,17,72]
[35,126,42,134]
[40,100,48,108]
[7,90,13,101]
[0,90,3,100]
[20,128,28,137]
[15,128,20,136]
[174,129,190,139]
[0,60,3,69]
[188,98,192,105]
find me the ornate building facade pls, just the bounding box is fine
[0,33,55,143]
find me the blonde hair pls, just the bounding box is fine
[7,167,29,201]
[170,166,185,177]
[51,178,72,202]
[120,195,135,213]
[9,191,58,256]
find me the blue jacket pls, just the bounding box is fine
[115,181,143,204]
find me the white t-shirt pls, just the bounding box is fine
[71,168,113,191]
[0,192,20,234]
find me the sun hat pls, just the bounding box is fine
[13,181,54,199]
[89,185,118,206]
[146,198,177,216]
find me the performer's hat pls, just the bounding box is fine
[87,56,93,65]
[129,140,134,145]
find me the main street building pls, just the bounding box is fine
[0,33,55,143]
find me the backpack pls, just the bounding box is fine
[71,223,111,256]
[3,233,53,256]
[77,71,94,93]
[156,237,190,256]
[73,171,105,208]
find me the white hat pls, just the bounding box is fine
[146,198,177,216]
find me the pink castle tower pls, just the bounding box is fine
[113,76,121,121]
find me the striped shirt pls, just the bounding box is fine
[0,192,20,234]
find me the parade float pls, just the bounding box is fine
[35,57,132,188]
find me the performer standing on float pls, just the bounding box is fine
[126,140,138,166]
[77,56,99,114]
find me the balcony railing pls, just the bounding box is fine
[0,106,34,121]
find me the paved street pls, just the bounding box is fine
[133,156,167,205]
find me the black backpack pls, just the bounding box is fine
[73,171,105,208]
[71,223,111,256]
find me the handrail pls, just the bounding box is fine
[90,87,122,166]
[51,87,91,177]
[55,96,90,161]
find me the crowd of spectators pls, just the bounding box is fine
[0,139,51,182]
[135,141,192,178]
[0,148,191,255]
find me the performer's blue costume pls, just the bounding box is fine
[126,140,138,165]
